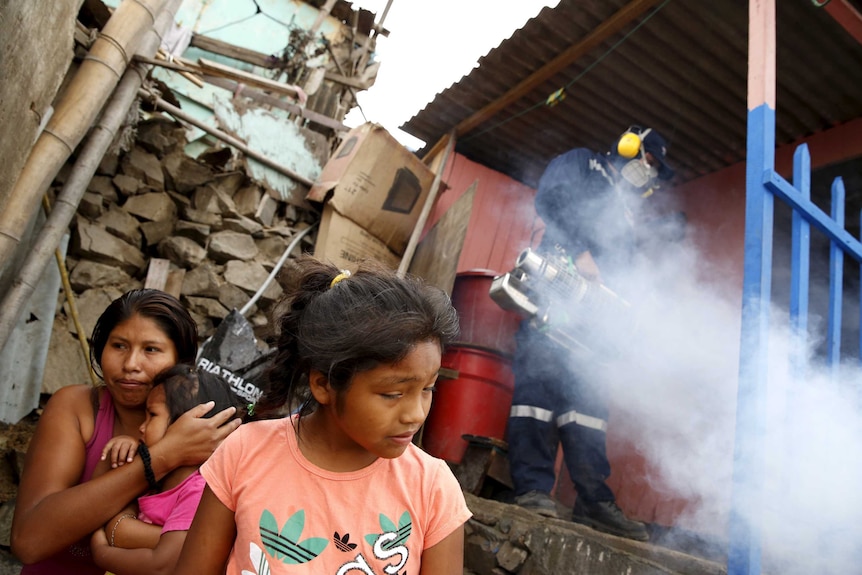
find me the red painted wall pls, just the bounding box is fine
[423,153,540,275]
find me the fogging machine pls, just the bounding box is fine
[489,248,632,355]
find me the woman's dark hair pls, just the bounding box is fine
[90,289,198,381]
[256,255,460,418]
[154,363,241,423]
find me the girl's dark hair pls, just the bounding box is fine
[90,289,198,381]
[154,363,241,423]
[255,255,460,418]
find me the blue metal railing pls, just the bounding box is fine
[728,101,862,575]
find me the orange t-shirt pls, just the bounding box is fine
[200,417,472,574]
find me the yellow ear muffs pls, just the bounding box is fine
[617,132,642,159]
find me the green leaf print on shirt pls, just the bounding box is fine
[364,511,412,549]
[260,509,329,565]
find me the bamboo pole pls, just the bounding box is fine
[42,197,100,387]
[397,131,455,277]
[0,0,182,356]
[0,0,169,278]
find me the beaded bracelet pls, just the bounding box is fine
[109,513,136,547]
[137,443,159,491]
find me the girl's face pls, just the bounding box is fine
[100,314,179,410]
[139,385,170,446]
[317,340,441,465]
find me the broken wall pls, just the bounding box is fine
[0,1,84,226]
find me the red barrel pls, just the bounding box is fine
[450,270,522,357]
[422,345,514,464]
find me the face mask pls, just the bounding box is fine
[619,155,658,189]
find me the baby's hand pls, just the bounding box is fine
[100,435,139,468]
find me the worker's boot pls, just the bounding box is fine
[571,499,649,541]
[514,490,559,518]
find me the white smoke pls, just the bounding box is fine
[565,202,862,573]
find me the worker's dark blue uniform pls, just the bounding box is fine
[507,128,674,540]
[507,147,629,504]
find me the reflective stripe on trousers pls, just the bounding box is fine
[510,405,607,432]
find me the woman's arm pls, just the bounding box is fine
[91,523,187,575]
[173,487,237,575]
[418,526,465,575]
[11,392,241,564]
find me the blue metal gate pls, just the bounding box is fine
[728,2,862,574]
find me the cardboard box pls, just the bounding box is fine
[313,206,400,270]
[307,123,435,255]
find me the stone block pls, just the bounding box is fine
[135,118,180,156]
[208,230,259,263]
[87,175,118,203]
[72,217,146,275]
[224,260,282,303]
[123,191,177,222]
[42,314,92,395]
[64,287,125,338]
[121,147,164,190]
[163,151,214,193]
[69,260,134,291]
[112,173,141,196]
[184,296,229,321]
[97,204,142,247]
[255,235,288,269]
[233,184,262,218]
[223,216,263,238]
[217,283,255,315]
[254,193,278,226]
[77,191,104,219]
[158,236,207,269]
[97,152,119,176]
[175,220,211,245]
[140,219,174,247]
[211,171,246,197]
[181,263,222,298]
[181,205,223,228]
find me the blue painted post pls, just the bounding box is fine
[728,0,776,572]
[827,178,846,377]
[728,102,774,575]
[790,145,811,373]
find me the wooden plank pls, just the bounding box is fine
[163,268,185,300]
[190,34,272,68]
[189,30,376,70]
[323,71,372,90]
[144,258,171,291]
[197,58,305,101]
[407,180,476,294]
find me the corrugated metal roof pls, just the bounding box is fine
[401,0,862,189]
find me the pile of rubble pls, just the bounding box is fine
[44,115,320,391]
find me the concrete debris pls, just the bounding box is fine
[51,116,319,350]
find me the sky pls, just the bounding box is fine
[343,0,560,150]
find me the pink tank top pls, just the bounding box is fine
[21,388,115,575]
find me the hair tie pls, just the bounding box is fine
[330,270,351,289]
